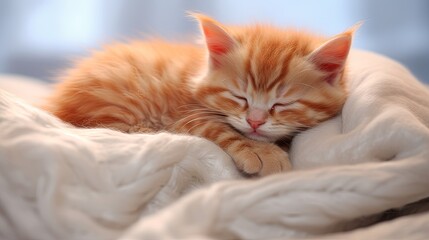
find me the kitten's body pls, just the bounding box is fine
[47,15,353,176]
[52,41,205,132]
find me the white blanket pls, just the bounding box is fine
[1,50,429,240]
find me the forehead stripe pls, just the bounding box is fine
[266,54,291,92]
[245,44,258,89]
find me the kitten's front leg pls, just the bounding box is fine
[220,137,292,176]
[179,122,292,176]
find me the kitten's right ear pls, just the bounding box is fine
[190,13,237,68]
[307,22,361,85]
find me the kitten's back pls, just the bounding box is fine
[46,40,205,131]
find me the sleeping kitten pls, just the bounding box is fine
[46,14,354,176]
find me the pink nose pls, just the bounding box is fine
[246,118,266,129]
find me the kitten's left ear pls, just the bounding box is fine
[190,13,237,68]
[308,24,361,84]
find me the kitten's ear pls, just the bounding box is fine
[308,24,360,84]
[191,13,236,68]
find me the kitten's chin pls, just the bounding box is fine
[245,132,273,142]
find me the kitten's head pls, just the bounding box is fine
[193,14,356,142]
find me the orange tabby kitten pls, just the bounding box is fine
[46,14,353,176]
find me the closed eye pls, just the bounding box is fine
[271,100,298,111]
[231,94,248,105]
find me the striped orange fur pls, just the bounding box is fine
[46,14,355,176]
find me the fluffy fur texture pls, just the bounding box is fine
[46,14,354,176]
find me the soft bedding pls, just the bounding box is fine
[1,50,429,240]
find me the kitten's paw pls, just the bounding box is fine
[232,141,292,176]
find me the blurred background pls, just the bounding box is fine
[0,0,428,83]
